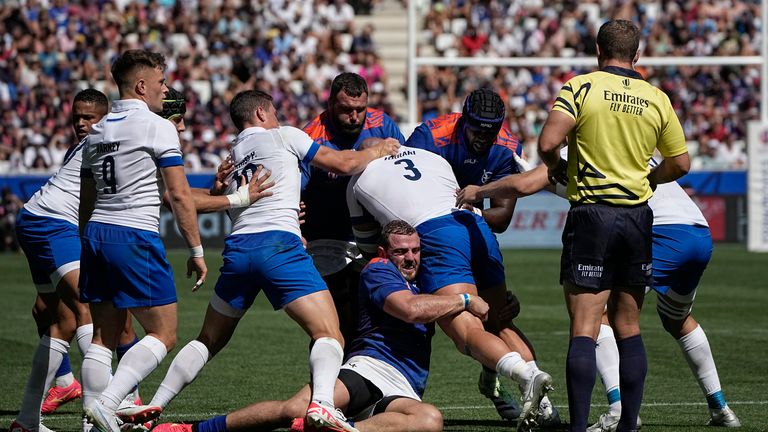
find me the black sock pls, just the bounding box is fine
[566,336,596,432]
[617,334,647,432]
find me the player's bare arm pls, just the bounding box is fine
[311,138,400,175]
[648,152,691,190]
[78,177,97,237]
[190,166,274,213]
[538,111,574,185]
[161,165,207,290]
[456,164,551,207]
[383,290,489,324]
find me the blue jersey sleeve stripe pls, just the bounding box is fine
[80,168,93,178]
[302,142,321,164]
[158,156,184,168]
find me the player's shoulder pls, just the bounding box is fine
[492,126,520,154]
[362,257,393,272]
[302,112,329,142]
[363,108,386,129]
[278,125,312,141]
[414,113,460,148]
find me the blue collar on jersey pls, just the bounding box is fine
[601,66,644,80]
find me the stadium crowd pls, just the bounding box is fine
[416,0,758,168]
[0,0,759,174]
[0,0,393,173]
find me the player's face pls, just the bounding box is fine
[71,101,106,141]
[463,123,498,155]
[139,66,168,113]
[169,116,186,133]
[384,233,421,282]
[329,90,367,138]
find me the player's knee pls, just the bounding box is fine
[411,405,443,432]
[281,397,308,421]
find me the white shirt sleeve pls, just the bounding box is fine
[278,126,320,163]
[152,120,183,167]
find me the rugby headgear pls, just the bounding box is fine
[161,87,186,120]
[462,88,505,132]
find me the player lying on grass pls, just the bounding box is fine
[457,151,741,430]
[153,219,490,432]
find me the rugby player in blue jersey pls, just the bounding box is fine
[152,220,489,432]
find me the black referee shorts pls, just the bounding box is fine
[560,203,653,290]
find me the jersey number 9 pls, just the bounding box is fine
[101,156,117,194]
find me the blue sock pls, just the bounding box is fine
[197,415,227,432]
[116,336,140,361]
[706,390,727,410]
[566,336,596,432]
[607,388,621,405]
[617,335,647,431]
[55,353,72,378]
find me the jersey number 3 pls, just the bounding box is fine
[394,158,422,181]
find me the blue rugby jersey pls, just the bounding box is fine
[346,258,434,397]
[300,108,405,241]
[405,112,522,188]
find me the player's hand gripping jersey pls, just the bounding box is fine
[81,100,183,232]
[226,125,320,237]
[347,147,459,228]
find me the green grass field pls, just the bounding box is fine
[1,246,766,431]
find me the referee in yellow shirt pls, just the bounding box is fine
[538,20,690,432]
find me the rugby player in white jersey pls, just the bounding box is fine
[10,89,108,432]
[457,153,741,430]
[78,50,207,432]
[139,90,398,432]
[346,145,554,431]
[151,219,489,432]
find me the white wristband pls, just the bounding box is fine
[189,245,204,258]
[226,184,251,209]
[460,293,471,309]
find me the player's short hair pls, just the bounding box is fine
[73,89,108,111]
[330,72,368,102]
[111,50,167,93]
[597,20,640,63]
[161,87,186,120]
[380,220,417,249]
[230,90,273,131]
[462,88,505,133]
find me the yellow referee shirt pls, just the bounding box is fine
[552,66,688,205]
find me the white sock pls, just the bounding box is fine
[309,337,343,406]
[76,324,94,357]
[596,324,622,416]
[100,336,167,411]
[82,344,113,411]
[677,324,722,396]
[55,372,75,388]
[495,352,529,386]
[150,340,210,409]
[17,337,69,428]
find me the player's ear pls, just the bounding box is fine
[633,50,640,66]
[377,245,387,258]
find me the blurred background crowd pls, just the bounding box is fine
[0,0,760,175]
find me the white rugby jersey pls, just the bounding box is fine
[81,99,183,233]
[648,182,709,227]
[24,142,85,226]
[347,147,458,228]
[227,126,319,237]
